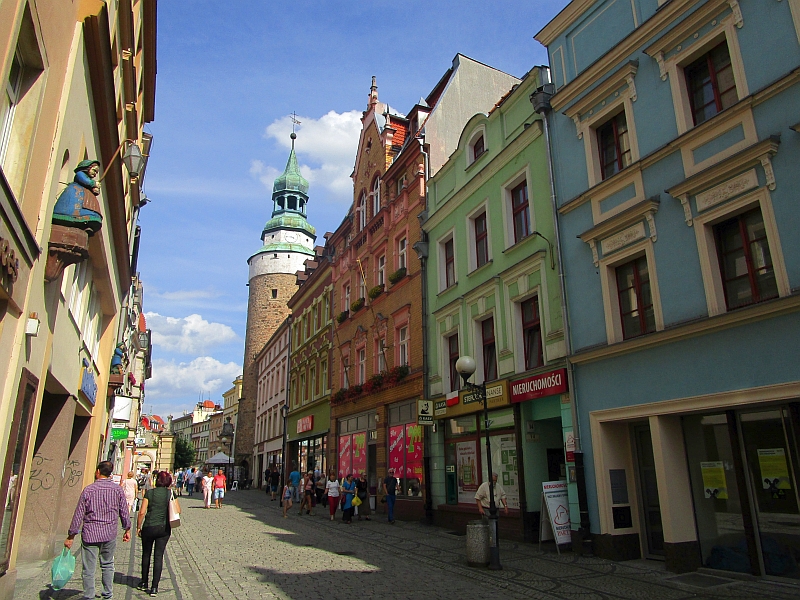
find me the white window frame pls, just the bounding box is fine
[466,125,487,168]
[357,192,367,231]
[357,347,366,385]
[372,177,381,218]
[396,174,407,196]
[377,255,386,286]
[397,326,408,367]
[437,230,456,292]
[501,167,534,249]
[466,202,491,273]
[397,236,407,270]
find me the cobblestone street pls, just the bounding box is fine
[13,490,800,599]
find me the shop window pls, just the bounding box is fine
[597,111,632,180]
[448,333,460,392]
[616,256,655,339]
[685,42,737,127]
[481,317,497,382]
[388,401,423,497]
[521,297,543,370]
[510,181,530,244]
[714,208,778,311]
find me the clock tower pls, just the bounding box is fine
[237,133,316,466]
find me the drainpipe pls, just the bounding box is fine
[413,140,433,525]
[531,67,592,554]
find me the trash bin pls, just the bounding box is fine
[466,519,490,567]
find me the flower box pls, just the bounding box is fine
[388,267,407,285]
[350,298,365,312]
[336,310,349,324]
[368,284,384,300]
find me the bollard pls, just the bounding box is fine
[466,519,490,567]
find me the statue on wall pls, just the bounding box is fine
[52,159,103,235]
[110,343,126,375]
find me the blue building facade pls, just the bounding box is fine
[536,0,800,578]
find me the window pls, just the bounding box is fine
[271,289,278,299]
[0,52,23,162]
[615,256,655,339]
[341,355,349,389]
[521,297,543,370]
[321,361,328,392]
[358,193,366,231]
[357,348,366,385]
[358,271,366,301]
[685,42,736,126]
[376,338,386,372]
[481,318,497,382]
[388,402,424,497]
[472,135,485,161]
[444,239,455,288]
[398,327,408,367]
[398,237,407,270]
[714,208,778,311]
[448,333,460,392]
[377,255,386,286]
[343,284,350,312]
[372,177,380,217]
[511,182,530,243]
[474,212,488,268]
[311,366,317,397]
[397,174,407,195]
[597,112,632,180]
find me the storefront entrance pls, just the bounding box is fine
[297,435,327,476]
[633,423,664,559]
[684,404,800,579]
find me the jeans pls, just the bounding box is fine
[141,525,171,589]
[386,494,396,522]
[81,539,116,599]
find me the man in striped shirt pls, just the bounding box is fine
[65,461,131,600]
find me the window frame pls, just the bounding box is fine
[511,181,531,244]
[357,347,366,385]
[474,211,489,269]
[372,177,381,218]
[684,41,737,127]
[615,255,656,340]
[377,254,386,286]
[397,236,407,270]
[596,111,632,181]
[447,332,460,393]
[521,296,544,371]
[444,238,455,288]
[466,125,487,168]
[397,325,408,367]
[357,192,367,231]
[480,317,497,382]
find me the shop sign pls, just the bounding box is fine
[564,430,576,463]
[510,369,567,403]
[462,383,503,405]
[417,399,433,425]
[111,427,129,440]
[540,481,571,547]
[296,415,314,434]
[434,381,510,419]
[79,358,98,405]
[434,400,447,417]
[135,437,147,446]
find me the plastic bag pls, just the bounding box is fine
[51,547,76,591]
[352,495,362,507]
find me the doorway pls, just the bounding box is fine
[633,423,665,558]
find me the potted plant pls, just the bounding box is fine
[332,389,347,405]
[363,372,384,394]
[345,384,363,400]
[350,297,365,312]
[368,284,384,300]
[336,310,349,324]
[388,267,407,285]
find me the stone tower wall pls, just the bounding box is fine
[236,271,297,462]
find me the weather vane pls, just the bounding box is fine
[290,111,301,133]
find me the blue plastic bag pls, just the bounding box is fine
[51,547,75,590]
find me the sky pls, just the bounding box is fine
[138,1,568,420]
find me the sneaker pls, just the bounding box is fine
[330,515,334,521]
[149,587,158,597]
[137,582,149,592]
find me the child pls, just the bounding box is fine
[282,483,293,518]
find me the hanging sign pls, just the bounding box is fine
[296,415,314,434]
[417,399,433,425]
[111,427,129,441]
[539,481,571,551]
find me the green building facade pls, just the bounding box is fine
[422,67,574,541]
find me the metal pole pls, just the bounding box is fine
[481,382,502,570]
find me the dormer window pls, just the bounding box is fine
[472,135,485,161]
[467,126,487,167]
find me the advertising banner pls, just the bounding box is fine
[540,481,572,548]
[456,440,478,504]
[337,435,351,480]
[351,432,367,477]
[388,425,405,476]
[405,424,423,482]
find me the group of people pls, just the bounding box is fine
[66,462,181,598]
[274,465,402,524]
[171,466,229,508]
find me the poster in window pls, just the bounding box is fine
[405,424,424,495]
[757,448,791,490]
[338,435,352,480]
[351,432,367,477]
[481,434,520,509]
[700,461,728,499]
[388,425,405,475]
[456,440,478,504]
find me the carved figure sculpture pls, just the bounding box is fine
[110,343,125,375]
[52,159,103,234]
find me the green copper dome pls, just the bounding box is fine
[262,214,316,237]
[272,141,309,195]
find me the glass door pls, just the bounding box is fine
[633,424,664,558]
[739,407,800,579]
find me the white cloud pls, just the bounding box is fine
[146,312,239,354]
[146,356,241,399]
[151,289,221,302]
[256,110,362,202]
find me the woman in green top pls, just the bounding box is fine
[137,471,179,596]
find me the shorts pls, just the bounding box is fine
[270,484,278,493]
[304,489,314,497]
[213,488,225,500]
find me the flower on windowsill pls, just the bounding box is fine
[350,298,365,312]
[336,310,349,324]
[362,373,384,394]
[388,267,406,285]
[332,389,347,405]
[368,284,384,300]
[345,384,363,400]
[384,365,410,385]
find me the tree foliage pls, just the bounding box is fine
[174,435,195,469]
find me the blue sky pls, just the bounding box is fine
[138,1,566,419]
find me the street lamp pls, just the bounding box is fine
[220,416,234,482]
[279,403,289,506]
[456,355,502,571]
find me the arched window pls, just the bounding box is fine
[358,193,366,231]
[372,177,380,218]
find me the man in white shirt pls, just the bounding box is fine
[474,472,509,516]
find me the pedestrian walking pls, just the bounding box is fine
[299,471,314,515]
[356,472,371,521]
[175,469,184,496]
[281,481,293,517]
[269,466,280,501]
[341,474,356,524]
[325,473,340,521]
[475,472,509,517]
[64,461,131,600]
[213,468,227,508]
[202,470,213,508]
[185,468,196,497]
[382,468,398,523]
[288,464,301,503]
[120,471,139,514]
[136,470,180,597]
[315,470,326,507]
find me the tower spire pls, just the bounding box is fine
[369,76,378,108]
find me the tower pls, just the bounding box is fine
[236,133,316,466]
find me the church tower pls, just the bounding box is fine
[236,133,316,465]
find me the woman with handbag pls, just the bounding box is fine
[137,471,180,597]
[355,472,370,521]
